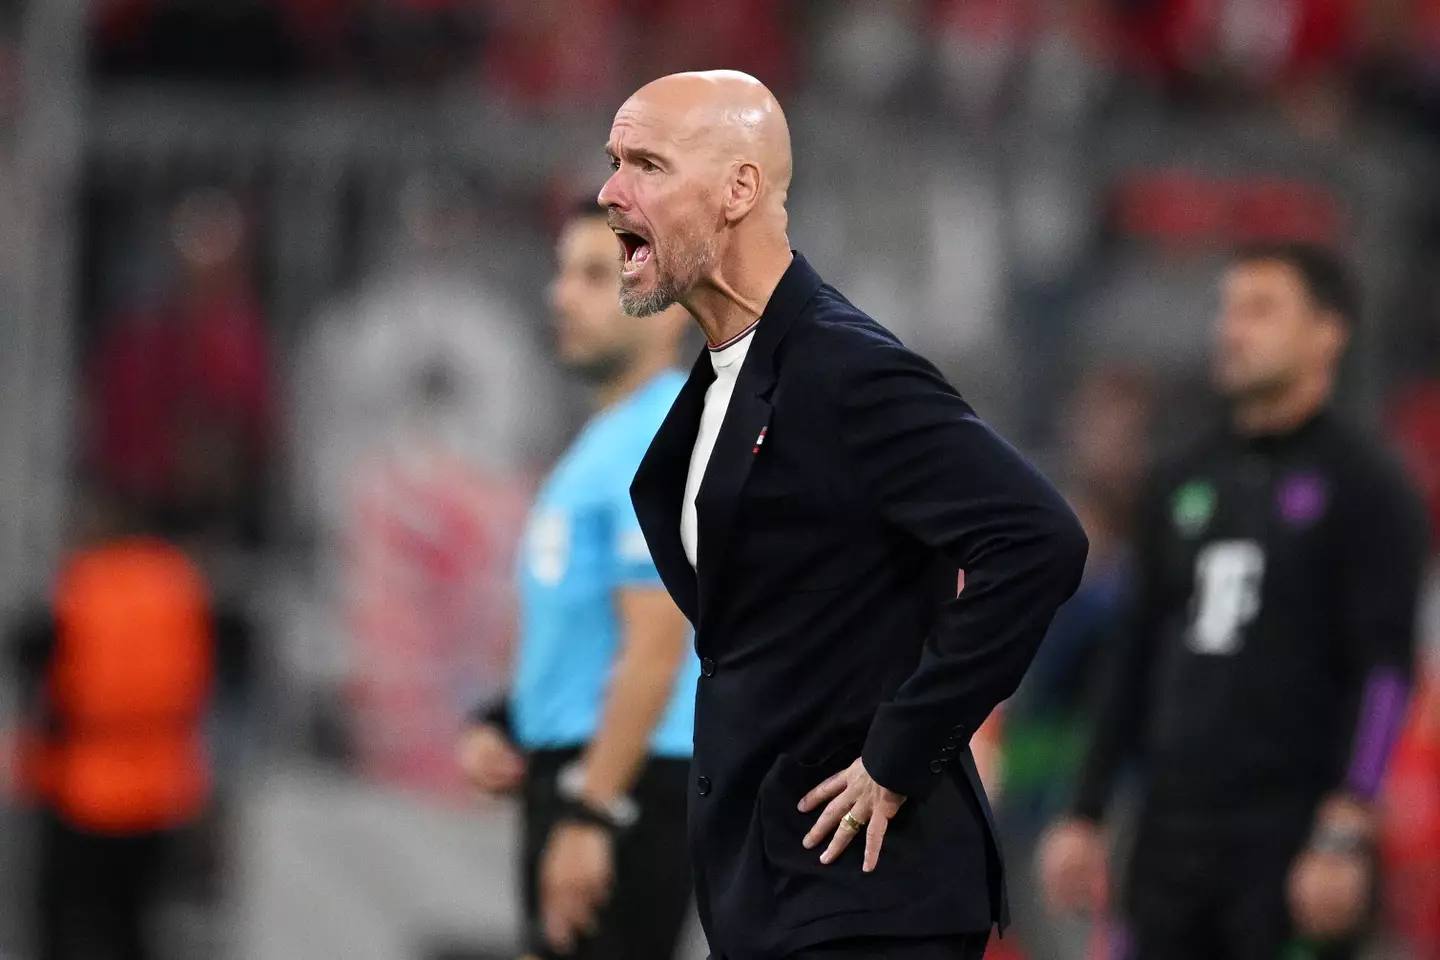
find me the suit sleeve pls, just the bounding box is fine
[842,340,1089,799]
[1333,458,1428,802]
[1068,480,1168,822]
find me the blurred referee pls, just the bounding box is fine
[461,201,696,960]
[1039,243,1428,959]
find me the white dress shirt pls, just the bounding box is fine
[681,326,757,569]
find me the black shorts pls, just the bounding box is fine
[1124,806,1363,960]
[521,749,692,960]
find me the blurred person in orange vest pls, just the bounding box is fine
[11,481,217,960]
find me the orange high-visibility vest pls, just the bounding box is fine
[29,539,213,834]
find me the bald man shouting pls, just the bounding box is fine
[609,72,1087,960]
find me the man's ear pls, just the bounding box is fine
[724,161,762,223]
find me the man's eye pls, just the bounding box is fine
[608,157,620,172]
[640,159,659,173]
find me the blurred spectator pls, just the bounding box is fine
[1107,0,1359,96]
[1358,0,1440,140]
[291,168,560,793]
[640,0,794,94]
[84,187,275,549]
[480,0,622,108]
[9,482,222,960]
[1379,670,1440,960]
[0,0,17,133]
[92,0,302,84]
[1040,244,1427,959]
[996,483,1131,960]
[1388,379,1440,544]
[1378,380,1440,959]
[1055,367,1155,535]
[809,0,926,107]
[931,0,1116,127]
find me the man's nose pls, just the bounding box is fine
[598,172,625,212]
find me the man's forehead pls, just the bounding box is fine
[608,96,705,153]
[1226,261,1303,290]
[609,100,665,144]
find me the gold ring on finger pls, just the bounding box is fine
[840,811,865,832]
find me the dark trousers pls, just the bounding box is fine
[521,749,693,960]
[37,813,172,960]
[1125,807,1361,960]
[785,932,991,959]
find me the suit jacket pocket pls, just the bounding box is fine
[754,750,993,929]
[756,752,912,914]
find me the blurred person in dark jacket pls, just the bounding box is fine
[612,71,1085,960]
[1039,243,1427,960]
[10,481,246,960]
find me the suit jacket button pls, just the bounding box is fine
[701,658,716,677]
[697,776,712,796]
[929,760,944,773]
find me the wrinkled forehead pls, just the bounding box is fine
[607,94,710,160]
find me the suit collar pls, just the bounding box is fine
[731,252,824,398]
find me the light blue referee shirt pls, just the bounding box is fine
[510,370,696,756]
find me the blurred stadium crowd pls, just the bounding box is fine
[4,1,1440,958]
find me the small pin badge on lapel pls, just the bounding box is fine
[752,426,768,454]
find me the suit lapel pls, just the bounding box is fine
[694,378,771,617]
[630,350,712,625]
[693,253,825,619]
[631,253,826,629]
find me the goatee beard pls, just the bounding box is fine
[620,282,676,318]
[619,234,717,318]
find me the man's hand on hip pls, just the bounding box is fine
[540,822,614,954]
[798,757,906,872]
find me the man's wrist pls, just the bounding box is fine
[1316,792,1377,836]
[1309,792,1377,855]
[555,798,625,835]
[1307,825,1372,858]
[558,761,639,830]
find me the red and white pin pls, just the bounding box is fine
[752,426,768,454]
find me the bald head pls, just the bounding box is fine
[599,71,794,320]
[634,71,793,201]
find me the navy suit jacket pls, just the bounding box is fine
[630,254,1087,959]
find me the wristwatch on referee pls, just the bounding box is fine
[556,761,640,833]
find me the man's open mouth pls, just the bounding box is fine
[614,228,653,269]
